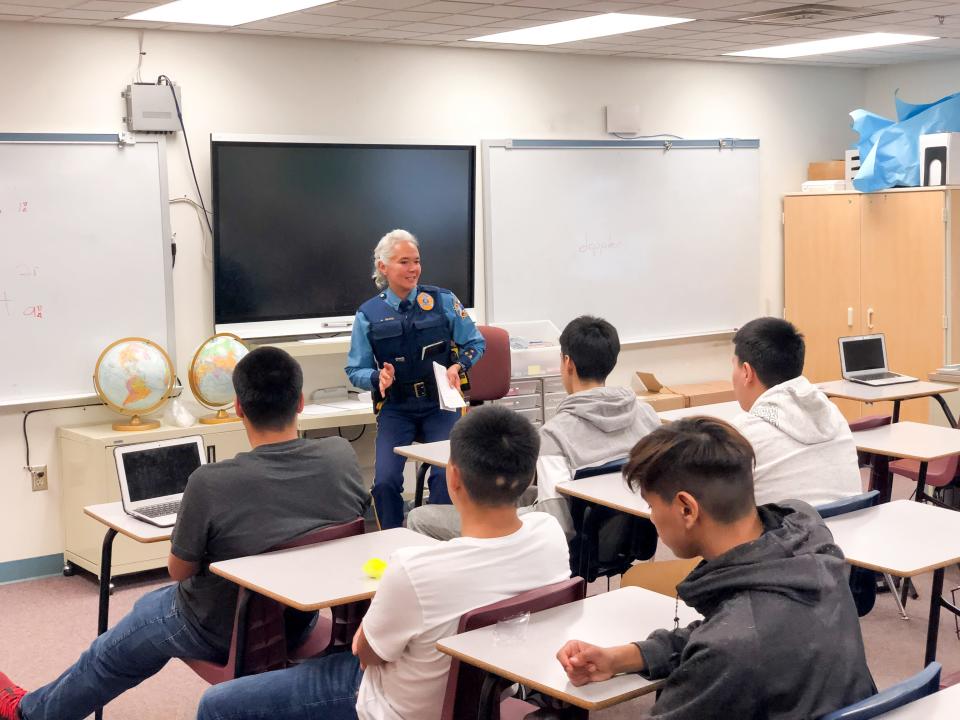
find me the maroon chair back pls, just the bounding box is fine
[439,577,586,720]
[184,517,366,684]
[467,326,512,403]
[849,414,891,468]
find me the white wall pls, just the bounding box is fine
[864,57,960,117]
[0,21,863,565]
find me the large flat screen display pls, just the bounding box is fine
[211,139,476,338]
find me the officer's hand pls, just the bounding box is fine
[379,362,395,396]
[446,363,462,390]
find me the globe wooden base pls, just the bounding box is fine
[112,414,160,432]
[200,408,241,424]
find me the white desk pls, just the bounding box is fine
[84,503,172,720]
[874,684,960,719]
[298,401,376,432]
[825,501,960,667]
[557,473,651,519]
[210,527,439,611]
[438,586,700,711]
[658,401,743,424]
[818,380,957,426]
[851,421,960,503]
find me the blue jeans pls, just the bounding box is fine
[19,584,223,720]
[197,652,363,720]
[374,398,460,529]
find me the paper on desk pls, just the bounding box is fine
[301,404,343,416]
[433,362,466,412]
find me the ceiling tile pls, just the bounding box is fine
[408,1,492,12]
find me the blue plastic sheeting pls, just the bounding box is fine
[851,90,960,192]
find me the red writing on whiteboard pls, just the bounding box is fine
[23,305,43,319]
[18,201,28,213]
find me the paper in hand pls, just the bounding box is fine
[433,361,466,412]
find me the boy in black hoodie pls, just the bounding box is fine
[556,417,876,719]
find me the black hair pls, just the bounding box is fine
[733,317,805,388]
[559,315,620,383]
[232,347,303,431]
[448,405,540,507]
[624,417,756,524]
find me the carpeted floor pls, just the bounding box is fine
[2,474,958,719]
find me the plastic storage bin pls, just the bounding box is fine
[516,406,544,427]
[543,376,565,394]
[506,379,542,397]
[491,320,562,378]
[493,394,541,411]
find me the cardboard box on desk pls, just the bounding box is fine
[631,372,685,411]
[671,380,735,407]
[808,161,845,181]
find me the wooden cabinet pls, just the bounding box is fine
[59,421,251,579]
[784,188,959,422]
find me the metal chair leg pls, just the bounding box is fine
[884,573,909,620]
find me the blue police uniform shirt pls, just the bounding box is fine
[345,285,485,391]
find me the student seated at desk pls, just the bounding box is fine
[730,317,862,505]
[0,348,369,720]
[408,315,660,544]
[556,418,876,719]
[195,405,570,720]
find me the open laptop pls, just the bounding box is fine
[115,436,205,527]
[838,334,917,387]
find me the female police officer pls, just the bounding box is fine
[345,229,485,529]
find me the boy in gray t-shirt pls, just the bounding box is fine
[1,348,368,720]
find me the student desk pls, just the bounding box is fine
[437,586,700,715]
[851,421,960,503]
[394,439,451,506]
[83,502,172,720]
[872,683,960,718]
[209,528,438,611]
[824,500,960,667]
[818,380,957,427]
[657,400,743,424]
[557,473,651,519]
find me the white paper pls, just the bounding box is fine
[433,362,466,411]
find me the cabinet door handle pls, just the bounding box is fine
[866,307,875,330]
[847,307,853,327]
[206,445,217,464]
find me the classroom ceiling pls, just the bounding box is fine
[6,0,960,66]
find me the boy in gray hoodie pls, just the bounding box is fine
[557,417,876,719]
[730,317,862,506]
[407,315,660,541]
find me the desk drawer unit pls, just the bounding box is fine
[516,406,544,428]
[493,394,541,411]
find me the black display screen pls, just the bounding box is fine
[843,338,885,372]
[212,141,476,324]
[121,443,201,502]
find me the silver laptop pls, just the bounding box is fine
[115,436,205,527]
[838,334,916,387]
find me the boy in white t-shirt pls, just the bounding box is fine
[196,405,571,720]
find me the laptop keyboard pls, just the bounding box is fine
[857,371,899,381]
[137,501,181,518]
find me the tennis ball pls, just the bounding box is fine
[362,557,387,579]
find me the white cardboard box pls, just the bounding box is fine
[920,132,960,186]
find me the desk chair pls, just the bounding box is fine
[621,558,701,598]
[889,454,960,507]
[440,577,586,720]
[849,415,891,469]
[413,325,512,507]
[819,662,941,720]
[183,517,366,684]
[814,491,902,619]
[568,460,659,583]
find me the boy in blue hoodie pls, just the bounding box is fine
[557,417,876,719]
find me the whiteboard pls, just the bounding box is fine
[0,134,174,408]
[482,139,761,343]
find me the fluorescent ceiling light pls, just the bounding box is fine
[125,0,337,27]
[468,13,694,46]
[726,32,938,59]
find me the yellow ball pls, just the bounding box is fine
[362,557,387,579]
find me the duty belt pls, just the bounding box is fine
[391,379,438,401]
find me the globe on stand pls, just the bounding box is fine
[189,333,249,424]
[93,337,175,431]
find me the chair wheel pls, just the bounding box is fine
[62,562,76,577]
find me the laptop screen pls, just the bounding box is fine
[842,337,885,373]
[120,443,202,502]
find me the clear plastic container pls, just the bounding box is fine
[544,392,567,412]
[516,406,544,426]
[491,320,562,378]
[542,376,565,394]
[506,379,542,397]
[493,394,541,411]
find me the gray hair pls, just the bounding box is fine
[372,229,419,289]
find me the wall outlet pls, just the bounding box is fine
[28,465,48,492]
